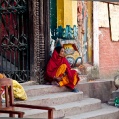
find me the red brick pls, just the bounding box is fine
[99,28,119,78]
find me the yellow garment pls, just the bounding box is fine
[0,73,27,101]
[0,73,6,78]
[55,64,79,87]
[13,80,27,101]
[73,73,78,85]
[55,64,69,86]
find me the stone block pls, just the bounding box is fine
[112,89,119,99]
[77,80,113,102]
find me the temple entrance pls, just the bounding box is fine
[0,0,30,82]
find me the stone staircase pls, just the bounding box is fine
[0,82,119,119]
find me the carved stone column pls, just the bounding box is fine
[39,0,45,83]
[32,0,50,83]
[77,1,84,62]
[28,0,34,81]
[33,0,40,82]
[44,0,50,67]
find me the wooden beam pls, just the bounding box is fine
[101,1,119,5]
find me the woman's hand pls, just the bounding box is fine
[53,76,62,82]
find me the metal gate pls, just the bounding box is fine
[0,0,30,82]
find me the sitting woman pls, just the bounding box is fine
[45,46,80,92]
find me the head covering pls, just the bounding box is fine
[46,48,75,78]
[45,48,80,89]
[55,46,63,54]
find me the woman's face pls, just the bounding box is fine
[59,48,65,57]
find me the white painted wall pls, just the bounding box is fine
[98,2,109,28]
[93,1,99,67]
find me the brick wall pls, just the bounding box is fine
[99,28,119,78]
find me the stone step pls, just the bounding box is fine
[66,104,119,119]
[23,80,113,103]
[23,98,101,118]
[15,91,83,107]
[23,85,69,97]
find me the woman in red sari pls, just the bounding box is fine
[45,46,80,92]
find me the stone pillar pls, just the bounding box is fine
[28,0,34,79]
[33,0,40,82]
[32,0,50,83]
[32,0,45,84]
[87,1,93,63]
[57,0,64,27]
[93,1,99,67]
[44,0,50,66]
[77,1,84,60]
[72,1,77,26]
[39,0,45,83]
[57,0,77,27]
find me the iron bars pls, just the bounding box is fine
[0,0,30,82]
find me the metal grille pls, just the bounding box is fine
[0,0,29,82]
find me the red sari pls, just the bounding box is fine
[45,49,80,89]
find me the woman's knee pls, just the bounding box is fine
[61,64,67,69]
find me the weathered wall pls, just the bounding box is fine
[99,28,119,78]
[98,2,119,78]
[98,2,109,28]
